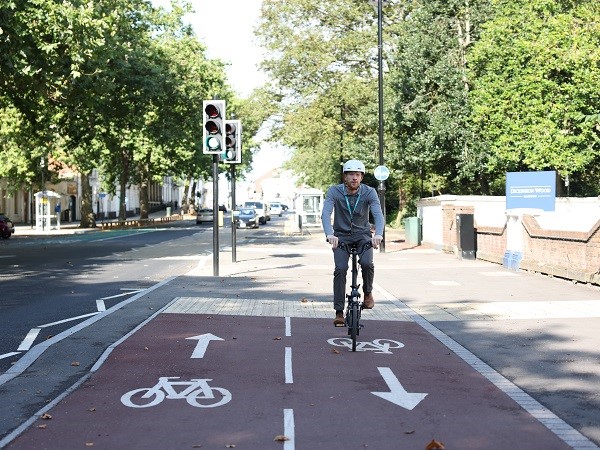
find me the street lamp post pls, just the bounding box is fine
[374,0,386,252]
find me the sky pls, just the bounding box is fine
[152,0,284,179]
[152,0,266,98]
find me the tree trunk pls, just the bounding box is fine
[79,172,96,228]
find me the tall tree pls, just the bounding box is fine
[255,0,405,191]
[469,0,600,195]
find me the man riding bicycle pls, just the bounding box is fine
[321,159,384,326]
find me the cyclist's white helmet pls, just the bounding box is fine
[343,159,365,173]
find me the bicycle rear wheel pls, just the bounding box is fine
[350,303,359,351]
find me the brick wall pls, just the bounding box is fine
[422,196,600,285]
[518,215,600,283]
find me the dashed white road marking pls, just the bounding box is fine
[283,408,295,450]
[285,347,293,384]
[38,312,100,328]
[0,352,21,360]
[17,328,41,351]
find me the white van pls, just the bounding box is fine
[244,201,271,224]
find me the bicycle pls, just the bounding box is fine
[336,241,373,352]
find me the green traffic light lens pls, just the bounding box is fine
[206,136,221,151]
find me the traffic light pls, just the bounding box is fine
[202,100,226,154]
[222,119,242,164]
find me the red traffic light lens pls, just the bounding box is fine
[225,123,236,134]
[205,104,221,118]
[205,120,220,134]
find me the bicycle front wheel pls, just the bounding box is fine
[350,303,359,351]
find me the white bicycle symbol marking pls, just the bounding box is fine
[121,377,232,408]
[327,338,405,354]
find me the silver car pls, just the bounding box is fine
[196,209,214,224]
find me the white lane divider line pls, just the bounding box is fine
[17,328,41,351]
[0,352,21,360]
[38,312,100,328]
[99,290,143,300]
[96,300,106,312]
[285,347,293,384]
[283,408,295,450]
[285,317,291,337]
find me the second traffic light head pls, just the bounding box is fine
[222,120,241,164]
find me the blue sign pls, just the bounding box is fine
[506,171,556,211]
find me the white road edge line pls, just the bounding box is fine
[285,347,293,384]
[0,277,176,387]
[100,290,143,300]
[372,282,599,450]
[283,408,295,450]
[38,312,99,328]
[17,328,41,351]
[0,352,21,360]
[96,300,106,312]
[285,317,291,337]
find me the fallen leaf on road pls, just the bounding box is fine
[274,435,290,442]
[37,424,47,429]
[273,337,282,340]
[88,408,96,412]
[332,348,340,354]
[85,443,94,447]
[425,439,445,450]
[71,361,80,366]
[144,347,149,351]
[404,430,415,434]
[225,445,236,448]
[40,413,52,420]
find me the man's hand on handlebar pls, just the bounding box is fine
[371,234,383,249]
[326,235,339,249]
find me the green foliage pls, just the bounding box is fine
[469,0,600,194]
[256,0,600,202]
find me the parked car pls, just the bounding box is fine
[0,213,15,239]
[270,202,283,217]
[196,208,214,224]
[243,201,271,224]
[236,208,260,229]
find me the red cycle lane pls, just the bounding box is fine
[7,313,571,449]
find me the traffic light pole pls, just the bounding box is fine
[212,154,219,276]
[377,0,386,253]
[231,164,237,263]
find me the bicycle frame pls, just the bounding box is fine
[338,241,372,351]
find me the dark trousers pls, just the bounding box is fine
[332,238,374,312]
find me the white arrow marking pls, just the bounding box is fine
[186,333,224,359]
[371,367,428,410]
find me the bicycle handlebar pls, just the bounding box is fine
[337,241,373,255]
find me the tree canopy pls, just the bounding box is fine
[254,0,600,217]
